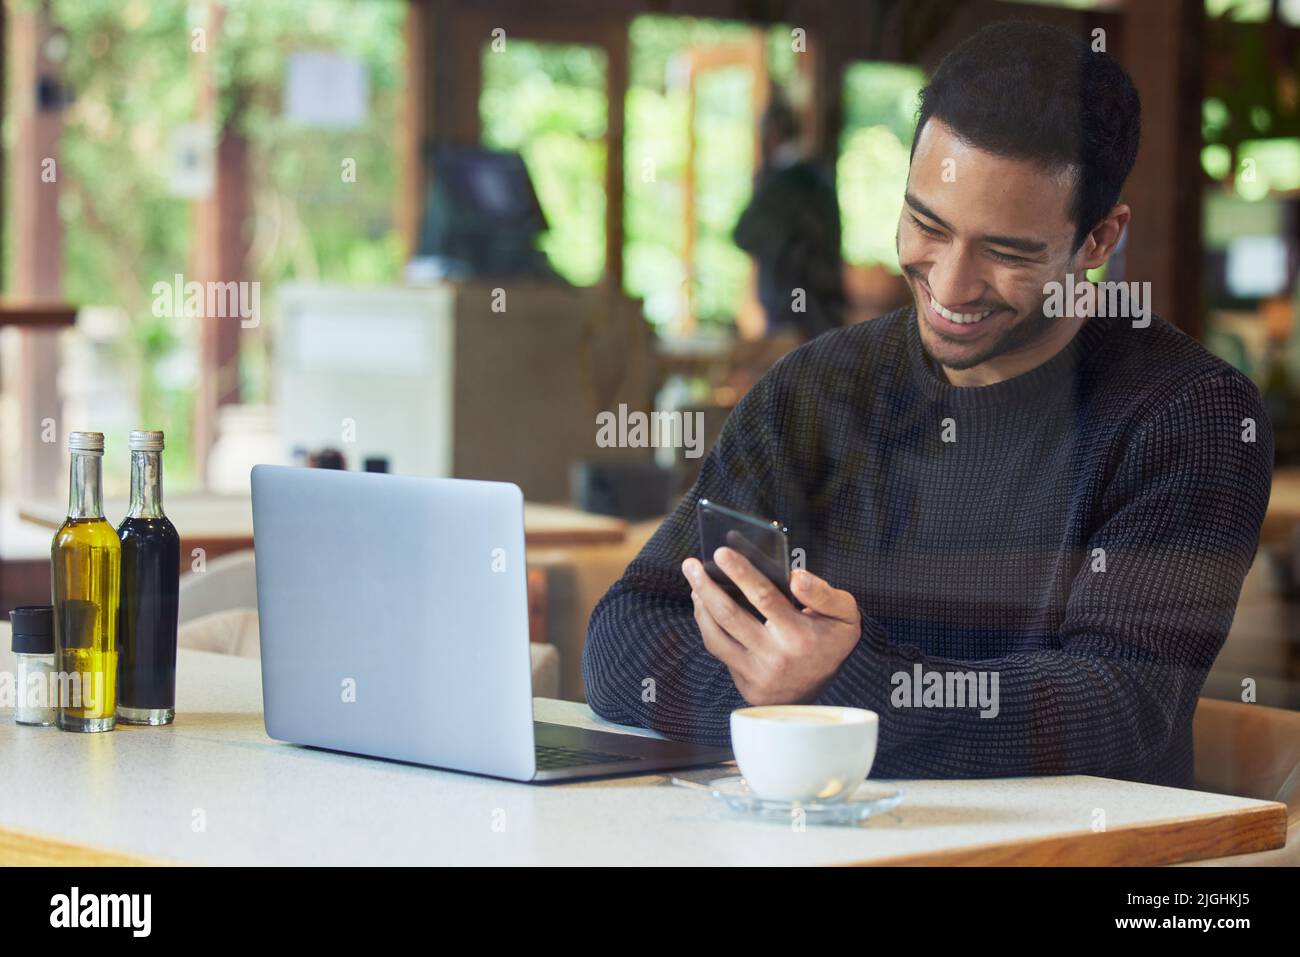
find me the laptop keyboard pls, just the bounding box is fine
[535,744,645,770]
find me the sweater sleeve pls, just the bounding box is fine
[814,372,1273,781]
[581,371,783,744]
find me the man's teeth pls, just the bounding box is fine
[930,295,992,324]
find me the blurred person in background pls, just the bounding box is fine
[733,87,846,342]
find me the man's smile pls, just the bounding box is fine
[914,277,1009,342]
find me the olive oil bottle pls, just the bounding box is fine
[116,430,180,725]
[51,432,120,732]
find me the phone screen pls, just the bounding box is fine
[696,499,796,620]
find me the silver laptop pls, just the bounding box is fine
[251,465,731,782]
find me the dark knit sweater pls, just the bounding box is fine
[582,306,1273,787]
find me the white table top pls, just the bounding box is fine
[0,633,1286,866]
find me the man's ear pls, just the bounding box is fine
[1076,204,1131,272]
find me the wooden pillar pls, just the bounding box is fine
[430,1,481,146]
[604,20,628,290]
[399,0,434,259]
[1122,0,1205,338]
[10,0,65,499]
[805,23,848,165]
[0,1,6,294]
[193,0,248,487]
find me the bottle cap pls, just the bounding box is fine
[128,430,165,452]
[68,432,104,454]
[9,606,54,655]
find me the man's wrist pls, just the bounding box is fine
[812,612,891,707]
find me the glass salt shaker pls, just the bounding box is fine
[10,606,57,726]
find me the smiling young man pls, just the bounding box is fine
[582,22,1273,786]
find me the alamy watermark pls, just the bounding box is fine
[890,663,1000,718]
[152,273,260,328]
[595,404,705,459]
[1043,272,1150,328]
[0,669,106,711]
[50,887,151,937]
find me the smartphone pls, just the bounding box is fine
[696,499,797,620]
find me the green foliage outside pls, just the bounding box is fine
[480,41,608,287]
[838,61,924,271]
[483,16,800,331]
[624,16,791,331]
[24,0,406,489]
[483,18,922,326]
[10,2,929,491]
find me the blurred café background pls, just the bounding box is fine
[1,0,1299,723]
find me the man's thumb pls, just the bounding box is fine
[792,569,848,618]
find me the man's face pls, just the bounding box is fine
[897,119,1084,372]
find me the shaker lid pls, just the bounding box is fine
[9,605,54,654]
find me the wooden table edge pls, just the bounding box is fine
[17,509,627,548]
[0,824,174,867]
[522,528,626,547]
[844,800,1289,867]
[0,794,1284,868]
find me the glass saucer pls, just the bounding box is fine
[705,775,904,826]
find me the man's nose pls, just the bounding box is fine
[926,247,987,308]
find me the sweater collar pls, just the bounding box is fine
[904,304,1117,408]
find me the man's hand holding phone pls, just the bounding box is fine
[682,548,862,707]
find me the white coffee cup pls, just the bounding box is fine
[730,705,878,803]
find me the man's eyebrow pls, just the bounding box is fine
[978,233,1049,255]
[904,192,1050,256]
[904,193,951,231]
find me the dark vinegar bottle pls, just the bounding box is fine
[117,430,180,725]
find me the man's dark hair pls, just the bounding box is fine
[912,20,1141,250]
